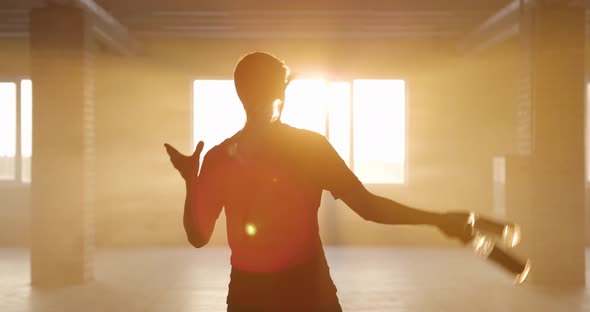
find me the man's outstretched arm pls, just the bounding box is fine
[340,188,441,225]
[165,141,224,248]
[312,136,471,242]
[339,187,470,241]
[182,181,207,247]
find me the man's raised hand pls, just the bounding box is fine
[164,141,204,181]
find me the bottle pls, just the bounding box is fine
[469,228,531,285]
[487,243,532,285]
[468,212,521,248]
[471,231,496,258]
[502,223,521,249]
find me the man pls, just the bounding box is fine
[165,52,471,312]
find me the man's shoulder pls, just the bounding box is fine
[202,132,241,161]
[273,123,336,165]
[278,123,327,146]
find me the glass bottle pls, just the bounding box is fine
[468,212,521,248]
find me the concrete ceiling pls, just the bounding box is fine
[0,0,587,52]
[0,0,512,39]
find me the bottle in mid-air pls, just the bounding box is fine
[467,213,531,285]
[468,212,521,248]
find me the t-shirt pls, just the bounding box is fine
[196,122,363,310]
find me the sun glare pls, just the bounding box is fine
[193,77,406,184]
[282,79,328,135]
[193,80,245,157]
[353,79,406,183]
[327,82,351,165]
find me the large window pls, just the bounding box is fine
[352,80,406,184]
[0,79,32,183]
[193,78,406,184]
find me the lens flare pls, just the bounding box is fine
[245,223,257,237]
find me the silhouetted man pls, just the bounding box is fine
[165,52,471,312]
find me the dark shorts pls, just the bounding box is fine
[227,303,342,312]
[226,257,341,312]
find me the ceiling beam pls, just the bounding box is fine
[457,0,531,54]
[459,0,590,54]
[47,0,141,55]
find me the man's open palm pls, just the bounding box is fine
[164,141,204,181]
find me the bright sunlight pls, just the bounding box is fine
[0,82,16,180]
[194,78,406,184]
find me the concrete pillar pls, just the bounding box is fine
[29,4,95,287]
[509,1,586,286]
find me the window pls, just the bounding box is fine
[193,80,245,158]
[326,82,351,166]
[0,79,32,183]
[193,78,406,184]
[352,80,406,184]
[282,79,329,136]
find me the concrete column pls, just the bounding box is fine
[510,1,586,286]
[29,4,95,287]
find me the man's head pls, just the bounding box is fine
[234,52,290,123]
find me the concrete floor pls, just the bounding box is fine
[1,247,589,312]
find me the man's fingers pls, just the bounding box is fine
[193,141,205,158]
[164,143,178,156]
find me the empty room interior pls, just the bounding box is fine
[1,0,590,311]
